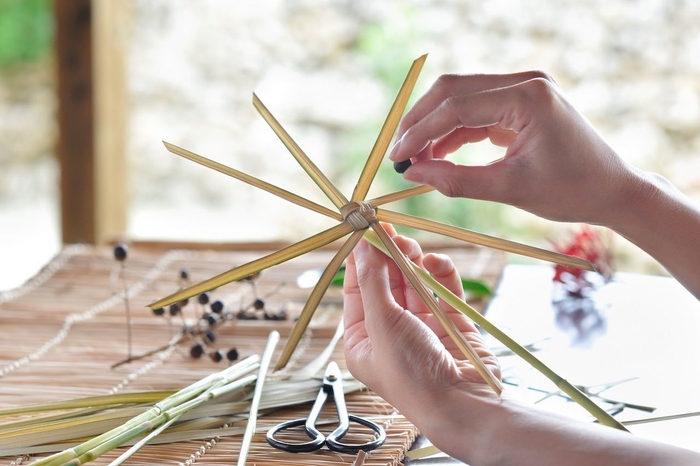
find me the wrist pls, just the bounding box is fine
[418,385,506,465]
[599,167,669,232]
[419,386,700,466]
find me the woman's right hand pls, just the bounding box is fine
[390,71,700,300]
[389,72,647,226]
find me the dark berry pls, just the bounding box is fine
[169,303,181,316]
[226,348,239,361]
[253,298,265,310]
[276,308,288,320]
[113,244,128,261]
[263,312,273,320]
[204,330,216,343]
[190,343,205,358]
[209,350,224,362]
[179,297,190,307]
[197,293,210,305]
[393,159,412,174]
[179,268,190,280]
[210,300,224,314]
[202,313,218,326]
[152,307,165,317]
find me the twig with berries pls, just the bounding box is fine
[112,244,134,364]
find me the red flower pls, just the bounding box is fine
[551,226,615,294]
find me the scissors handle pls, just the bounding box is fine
[265,414,386,454]
[266,417,324,453]
[325,413,386,454]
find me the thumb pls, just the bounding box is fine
[403,158,509,202]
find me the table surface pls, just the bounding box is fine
[408,264,700,464]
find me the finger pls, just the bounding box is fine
[403,158,512,203]
[394,71,557,148]
[421,253,476,335]
[376,223,413,309]
[424,253,465,302]
[391,71,557,161]
[392,234,430,314]
[379,221,398,236]
[350,240,406,341]
[343,244,369,351]
[429,127,491,160]
[391,77,558,163]
[422,253,499,366]
[414,126,512,164]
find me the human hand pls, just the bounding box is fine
[343,225,500,438]
[344,228,700,466]
[389,72,645,226]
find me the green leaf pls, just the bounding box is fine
[330,265,346,287]
[461,278,493,298]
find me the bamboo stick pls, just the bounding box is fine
[148,222,354,310]
[368,225,503,396]
[352,54,427,202]
[378,209,595,270]
[238,331,280,466]
[368,185,434,207]
[252,94,348,209]
[163,141,341,221]
[275,229,366,371]
[364,231,627,431]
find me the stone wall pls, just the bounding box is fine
[2,0,700,278]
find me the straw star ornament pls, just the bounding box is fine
[148,54,594,399]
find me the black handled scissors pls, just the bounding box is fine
[266,362,386,454]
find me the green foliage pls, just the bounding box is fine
[356,5,423,90]
[353,10,513,238]
[0,0,52,67]
[460,277,493,298]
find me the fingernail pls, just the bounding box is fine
[388,138,401,160]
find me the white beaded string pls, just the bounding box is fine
[0,249,192,378]
[8,454,30,466]
[0,244,88,305]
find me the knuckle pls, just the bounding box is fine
[518,77,560,110]
[441,94,467,120]
[432,74,466,100]
[524,69,557,85]
[433,73,461,92]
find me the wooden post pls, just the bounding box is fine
[55,0,95,244]
[92,0,128,244]
[54,0,127,245]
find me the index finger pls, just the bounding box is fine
[390,77,560,164]
[390,71,556,162]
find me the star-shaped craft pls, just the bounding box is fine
[148,54,592,394]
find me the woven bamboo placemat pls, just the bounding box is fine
[0,242,505,466]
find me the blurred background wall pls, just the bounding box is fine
[1,0,700,290]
